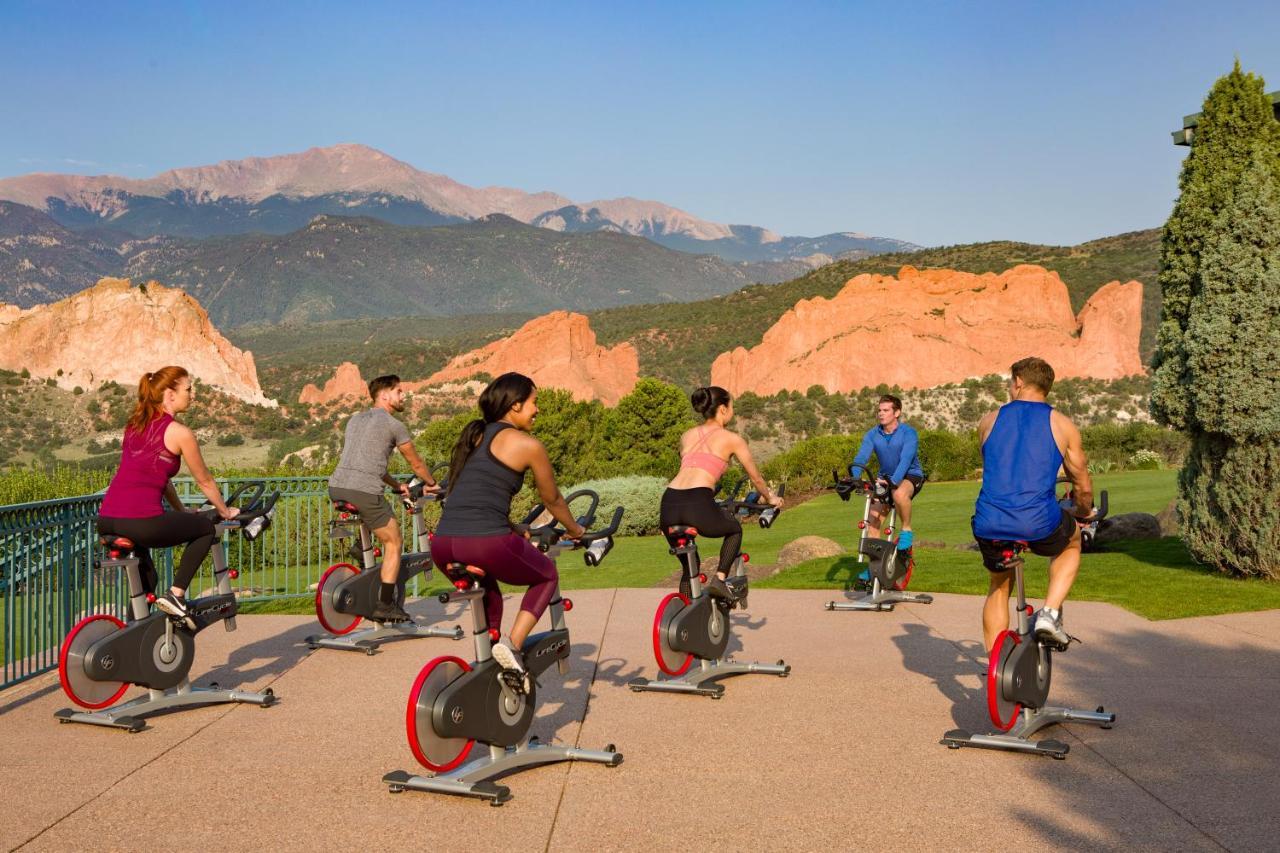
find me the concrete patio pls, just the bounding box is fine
[2,590,1277,852]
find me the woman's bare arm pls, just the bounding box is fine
[728,432,781,506]
[167,423,236,518]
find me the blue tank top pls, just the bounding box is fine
[972,401,1064,541]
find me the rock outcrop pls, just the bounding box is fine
[0,277,275,406]
[711,265,1144,395]
[299,362,366,404]
[417,312,639,406]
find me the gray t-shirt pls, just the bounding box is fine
[328,408,413,495]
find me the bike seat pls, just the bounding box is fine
[666,525,699,539]
[332,500,360,516]
[440,562,486,583]
[98,535,137,557]
[990,540,1030,569]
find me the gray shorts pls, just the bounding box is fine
[328,486,395,530]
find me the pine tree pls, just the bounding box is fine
[1153,65,1280,578]
[1150,62,1280,429]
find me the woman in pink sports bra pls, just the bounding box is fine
[661,386,783,602]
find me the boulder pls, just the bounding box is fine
[775,536,844,570]
[1155,499,1180,536]
[1094,512,1163,545]
[299,362,366,404]
[0,277,275,406]
[412,311,639,405]
[711,265,1144,395]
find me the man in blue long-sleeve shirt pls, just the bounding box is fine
[850,395,925,551]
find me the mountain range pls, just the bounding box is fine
[0,201,810,325]
[0,144,917,262]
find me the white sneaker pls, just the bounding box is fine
[492,641,531,693]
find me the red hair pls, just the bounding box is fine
[126,366,188,435]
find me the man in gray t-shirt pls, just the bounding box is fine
[328,374,438,623]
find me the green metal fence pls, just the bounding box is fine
[0,475,428,692]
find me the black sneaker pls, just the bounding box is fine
[704,576,738,603]
[725,576,749,609]
[154,592,196,629]
[371,600,412,623]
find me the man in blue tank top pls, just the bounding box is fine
[849,395,926,551]
[973,357,1095,651]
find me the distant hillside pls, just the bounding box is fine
[122,214,807,326]
[0,202,128,304]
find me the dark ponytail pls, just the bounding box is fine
[447,372,537,493]
[690,385,731,421]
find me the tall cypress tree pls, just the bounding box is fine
[1152,64,1280,578]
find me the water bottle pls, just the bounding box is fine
[585,537,612,566]
[242,506,274,541]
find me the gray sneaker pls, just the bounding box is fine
[1034,607,1070,649]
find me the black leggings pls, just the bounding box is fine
[97,513,217,594]
[659,487,742,575]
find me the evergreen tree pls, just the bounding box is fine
[1152,64,1280,578]
[602,378,695,478]
[1150,62,1280,427]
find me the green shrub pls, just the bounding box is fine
[217,433,246,447]
[916,429,982,481]
[563,475,668,536]
[762,434,861,491]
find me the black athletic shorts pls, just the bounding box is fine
[879,474,925,497]
[973,508,1077,573]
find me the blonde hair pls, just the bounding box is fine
[126,366,188,435]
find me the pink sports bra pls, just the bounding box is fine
[680,425,728,480]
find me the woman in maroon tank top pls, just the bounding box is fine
[97,366,238,624]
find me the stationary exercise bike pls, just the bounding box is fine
[56,483,281,732]
[825,469,933,612]
[940,534,1116,758]
[628,487,790,698]
[383,490,624,804]
[306,471,463,654]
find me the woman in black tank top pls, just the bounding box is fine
[431,373,586,680]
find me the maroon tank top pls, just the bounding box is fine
[100,414,181,518]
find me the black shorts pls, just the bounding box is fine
[973,509,1077,573]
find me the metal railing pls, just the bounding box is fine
[0,476,431,692]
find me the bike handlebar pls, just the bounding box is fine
[223,481,266,512]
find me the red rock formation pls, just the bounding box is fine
[711,265,1143,395]
[299,362,366,404]
[0,277,275,406]
[415,312,639,405]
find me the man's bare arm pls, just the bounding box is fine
[398,442,437,487]
[977,411,999,445]
[1053,412,1093,515]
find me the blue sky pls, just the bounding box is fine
[2,0,1276,246]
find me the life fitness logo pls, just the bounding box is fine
[535,639,568,658]
[450,706,464,724]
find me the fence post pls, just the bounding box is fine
[59,501,74,640]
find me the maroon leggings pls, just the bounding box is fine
[430,533,559,633]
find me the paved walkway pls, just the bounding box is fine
[2,590,1277,852]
